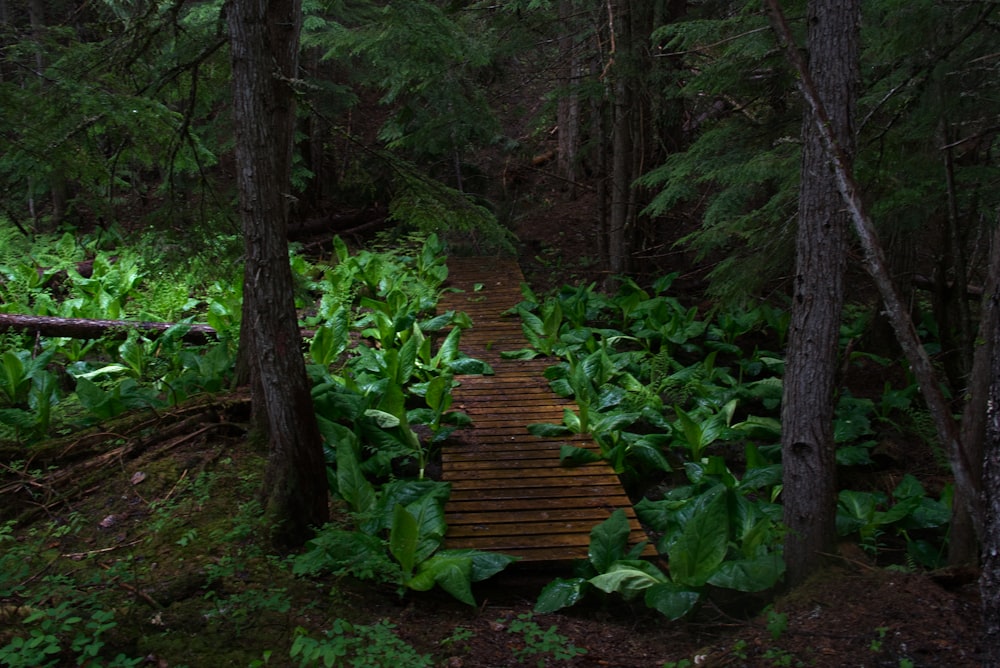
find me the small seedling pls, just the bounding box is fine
[504,613,587,666]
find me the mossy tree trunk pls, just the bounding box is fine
[228,0,329,549]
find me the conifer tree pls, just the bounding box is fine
[229,0,328,548]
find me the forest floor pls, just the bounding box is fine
[0,187,985,667]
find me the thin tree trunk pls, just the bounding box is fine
[228,0,328,548]
[954,223,1000,566]
[776,0,859,586]
[980,234,1000,663]
[557,0,581,197]
[607,0,632,279]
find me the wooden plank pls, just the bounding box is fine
[445,496,630,513]
[439,257,655,562]
[446,507,621,525]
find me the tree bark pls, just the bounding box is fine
[228,0,328,548]
[557,0,581,198]
[776,0,859,586]
[951,222,1000,565]
[765,0,980,540]
[980,242,1000,663]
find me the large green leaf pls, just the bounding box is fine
[364,408,400,429]
[835,489,877,536]
[667,488,728,587]
[368,480,451,534]
[292,528,388,578]
[436,549,517,582]
[588,510,631,573]
[310,322,344,367]
[74,377,113,419]
[627,439,672,473]
[527,422,572,437]
[312,381,365,422]
[534,577,588,614]
[390,504,420,577]
[644,582,702,620]
[589,561,668,600]
[0,351,26,404]
[707,553,785,592]
[335,441,376,516]
[408,554,475,606]
[562,407,582,433]
[559,444,602,466]
[500,348,539,360]
[435,327,463,367]
[397,334,418,382]
[424,375,451,412]
[446,357,493,375]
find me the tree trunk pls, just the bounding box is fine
[27,0,68,228]
[778,0,859,586]
[557,0,581,197]
[980,244,1000,663]
[766,0,981,548]
[951,224,1000,565]
[228,0,328,549]
[606,0,633,279]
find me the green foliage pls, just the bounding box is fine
[0,519,144,667]
[0,2,228,230]
[294,478,517,606]
[387,179,515,254]
[303,1,503,161]
[836,474,951,566]
[290,619,434,668]
[0,349,60,442]
[516,277,784,480]
[640,1,802,306]
[288,236,515,604]
[503,613,587,666]
[535,495,784,621]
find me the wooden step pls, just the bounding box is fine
[438,256,656,564]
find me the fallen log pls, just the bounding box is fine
[0,313,220,344]
[0,313,321,344]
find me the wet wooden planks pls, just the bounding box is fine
[438,256,654,563]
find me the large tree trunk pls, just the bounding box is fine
[778,0,859,586]
[767,0,981,559]
[228,0,328,548]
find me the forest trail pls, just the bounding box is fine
[438,256,654,563]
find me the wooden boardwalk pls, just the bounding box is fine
[438,256,654,563]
